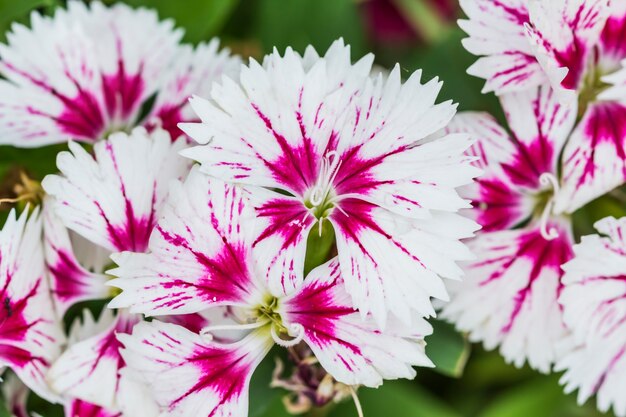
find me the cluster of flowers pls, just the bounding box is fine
[442,0,626,416]
[0,2,480,416]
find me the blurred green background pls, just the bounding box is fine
[0,0,613,416]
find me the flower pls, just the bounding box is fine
[460,0,626,212]
[110,168,434,417]
[442,85,576,372]
[0,208,65,403]
[0,1,240,146]
[180,39,479,326]
[40,127,190,411]
[558,216,626,417]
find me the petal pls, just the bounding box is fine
[558,102,626,213]
[48,311,140,409]
[281,259,433,388]
[0,2,183,146]
[43,202,110,316]
[64,400,122,417]
[145,39,241,140]
[119,321,272,417]
[42,127,189,253]
[443,223,573,373]
[180,40,373,195]
[249,189,313,296]
[108,169,265,315]
[459,0,545,94]
[331,201,477,326]
[526,0,610,94]
[557,217,626,417]
[445,112,534,231]
[0,208,65,403]
[599,1,626,67]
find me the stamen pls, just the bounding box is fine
[310,151,342,209]
[0,194,34,206]
[539,199,559,241]
[349,386,364,417]
[200,320,267,342]
[271,323,305,348]
[538,173,560,241]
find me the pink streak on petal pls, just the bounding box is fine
[0,279,50,368]
[501,136,555,188]
[600,11,626,61]
[477,226,573,334]
[254,197,312,252]
[164,340,253,414]
[96,141,157,252]
[284,263,360,364]
[155,226,256,309]
[251,102,319,195]
[47,249,97,304]
[66,399,122,417]
[102,60,145,121]
[571,102,626,187]
[475,178,526,231]
[491,0,530,24]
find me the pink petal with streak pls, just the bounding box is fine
[559,102,626,212]
[108,171,265,315]
[119,321,272,416]
[281,259,434,387]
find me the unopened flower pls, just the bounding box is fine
[0,1,239,146]
[111,169,433,417]
[442,85,576,372]
[180,39,479,326]
[558,216,626,417]
[460,0,626,212]
[0,208,65,403]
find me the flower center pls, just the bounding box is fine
[200,296,304,348]
[306,152,343,220]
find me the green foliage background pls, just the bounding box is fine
[0,0,615,416]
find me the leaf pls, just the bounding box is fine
[331,381,462,417]
[0,397,10,417]
[0,0,50,41]
[254,0,367,56]
[249,350,282,417]
[477,376,569,417]
[425,318,470,378]
[120,0,239,43]
[303,221,336,276]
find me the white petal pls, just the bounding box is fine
[119,321,272,417]
[42,127,189,252]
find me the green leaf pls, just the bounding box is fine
[249,351,282,417]
[0,397,10,417]
[303,221,336,276]
[254,0,367,56]
[0,0,49,41]
[477,377,569,417]
[0,144,65,181]
[425,318,470,378]
[331,381,462,417]
[121,0,239,43]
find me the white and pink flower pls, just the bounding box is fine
[180,39,479,326]
[558,216,626,417]
[442,85,576,372]
[460,0,626,212]
[111,168,434,417]
[0,1,240,146]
